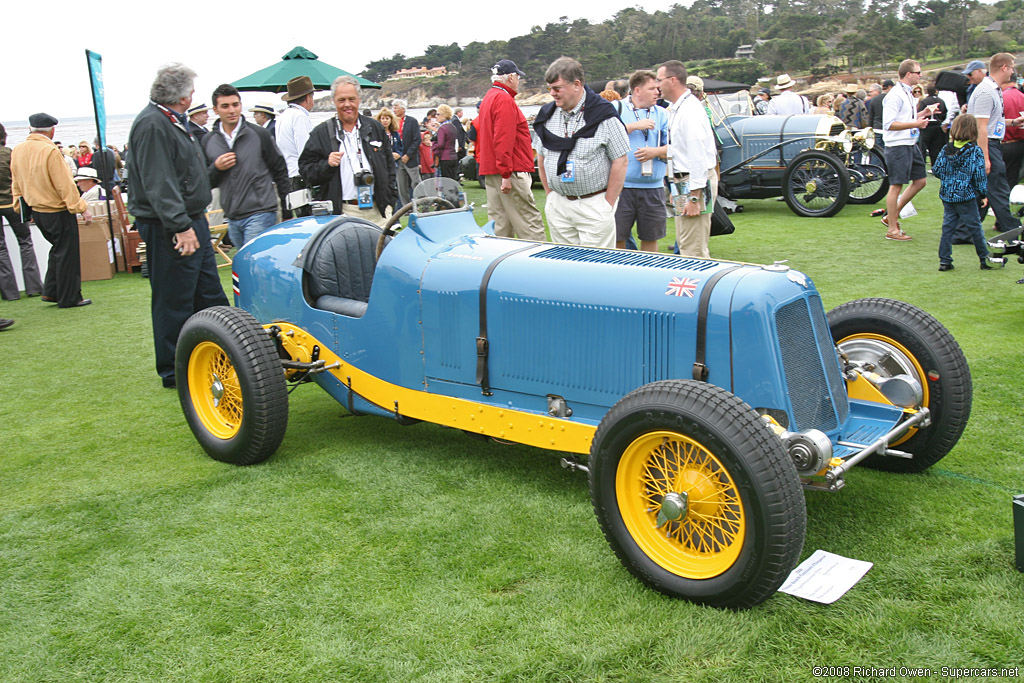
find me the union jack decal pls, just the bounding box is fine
[665,276,699,297]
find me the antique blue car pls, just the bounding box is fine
[176,190,970,609]
[706,92,888,218]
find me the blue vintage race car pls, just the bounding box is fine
[707,92,888,218]
[176,190,970,609]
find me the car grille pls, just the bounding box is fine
[830,122,845,136]
[529,246,719,271]
[775,296,849,431]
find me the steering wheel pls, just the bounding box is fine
[374,197,457,262]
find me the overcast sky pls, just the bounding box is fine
[1,1,679,123]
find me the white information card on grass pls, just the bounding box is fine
[779,550,873,604]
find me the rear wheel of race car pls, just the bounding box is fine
[176,306,288,465]
[782,150,850,218]
[846,148,889,205]
[828,298,971,473]
[589,380,805,609]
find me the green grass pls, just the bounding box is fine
[2,180,1023,682]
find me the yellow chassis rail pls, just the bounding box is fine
[272,322,596,454]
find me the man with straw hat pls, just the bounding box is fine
[767,74,809,115]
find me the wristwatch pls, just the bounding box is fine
[687,196,700,203]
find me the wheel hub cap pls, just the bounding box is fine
[805,179,818,193]
[656,491,688,528]
[210,375,225,407]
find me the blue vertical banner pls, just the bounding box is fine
[85,49,106,148]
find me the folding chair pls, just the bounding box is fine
[206,210,232,268]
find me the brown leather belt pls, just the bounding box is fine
[341,199,359,206]
[563,190,604,201]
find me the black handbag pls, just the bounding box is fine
[710,198,735,236]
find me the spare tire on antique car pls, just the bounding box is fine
[827,298,971,473]
[782,150,850,218]
[588,379,806,609]
[176,306,289,466]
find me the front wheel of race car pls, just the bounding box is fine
[589,380,805,609]
[828,298,971,473]
[782,150,850,218]
[845,148,889,205]
[176,306,288,465]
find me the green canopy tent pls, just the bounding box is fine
[231,46,380,92]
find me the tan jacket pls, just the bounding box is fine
[10,133,87,214]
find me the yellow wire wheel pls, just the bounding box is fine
[826,297,972,473]
[590,379,805,609]
[187,341,243,440]
[836,331,929,447]
[176,306,289,466]
[616,431,744,579]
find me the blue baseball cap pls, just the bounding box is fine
[962,60,986,75]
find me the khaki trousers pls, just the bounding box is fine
[341,202,391,228]
[545,191,617,249]
[483,173,545,241]
[674,167,718,259]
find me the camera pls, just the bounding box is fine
[353,170,375,186]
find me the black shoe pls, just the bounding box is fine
[162,376,176,389]
[0,318,13,331]
[40,295,57,303]
[980,260,993,270]
[938,263,954,271]
[25,292,41,298]
[58,299,92,308]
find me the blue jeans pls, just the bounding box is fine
[939,200,988,265]
[228,211,277,248]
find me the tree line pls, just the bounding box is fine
[360,0,1022,93]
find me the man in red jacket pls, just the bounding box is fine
[475,59,545,241]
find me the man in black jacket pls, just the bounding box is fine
[128,63,229,389]
[392,99,421,206]
[89,137,117,193]
[866,80,892,149]
[203,84,289,246]
[299,76,395,226]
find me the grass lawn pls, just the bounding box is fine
[1,179,1022,682]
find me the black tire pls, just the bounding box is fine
[589,380,805,609]
[176,306,288,465]
[846,148,889,205]
[827,298,971,473]
[782,150,850,218]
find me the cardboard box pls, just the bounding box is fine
[78,212,127,272]
[78,218,116,281]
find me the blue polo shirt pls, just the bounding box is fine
[616,97,670,189]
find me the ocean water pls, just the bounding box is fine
[1,104,546,149]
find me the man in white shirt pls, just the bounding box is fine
[74,167,105,202]
[881,59,930,240]
[275,75,315,214]
[767,74,809,116]
[656,60,717,258]
[966,53,1024,232]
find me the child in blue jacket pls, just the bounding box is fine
[931,114,995,271]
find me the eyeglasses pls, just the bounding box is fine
[909,71,921,75]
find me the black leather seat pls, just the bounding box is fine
[303,217,385,318]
